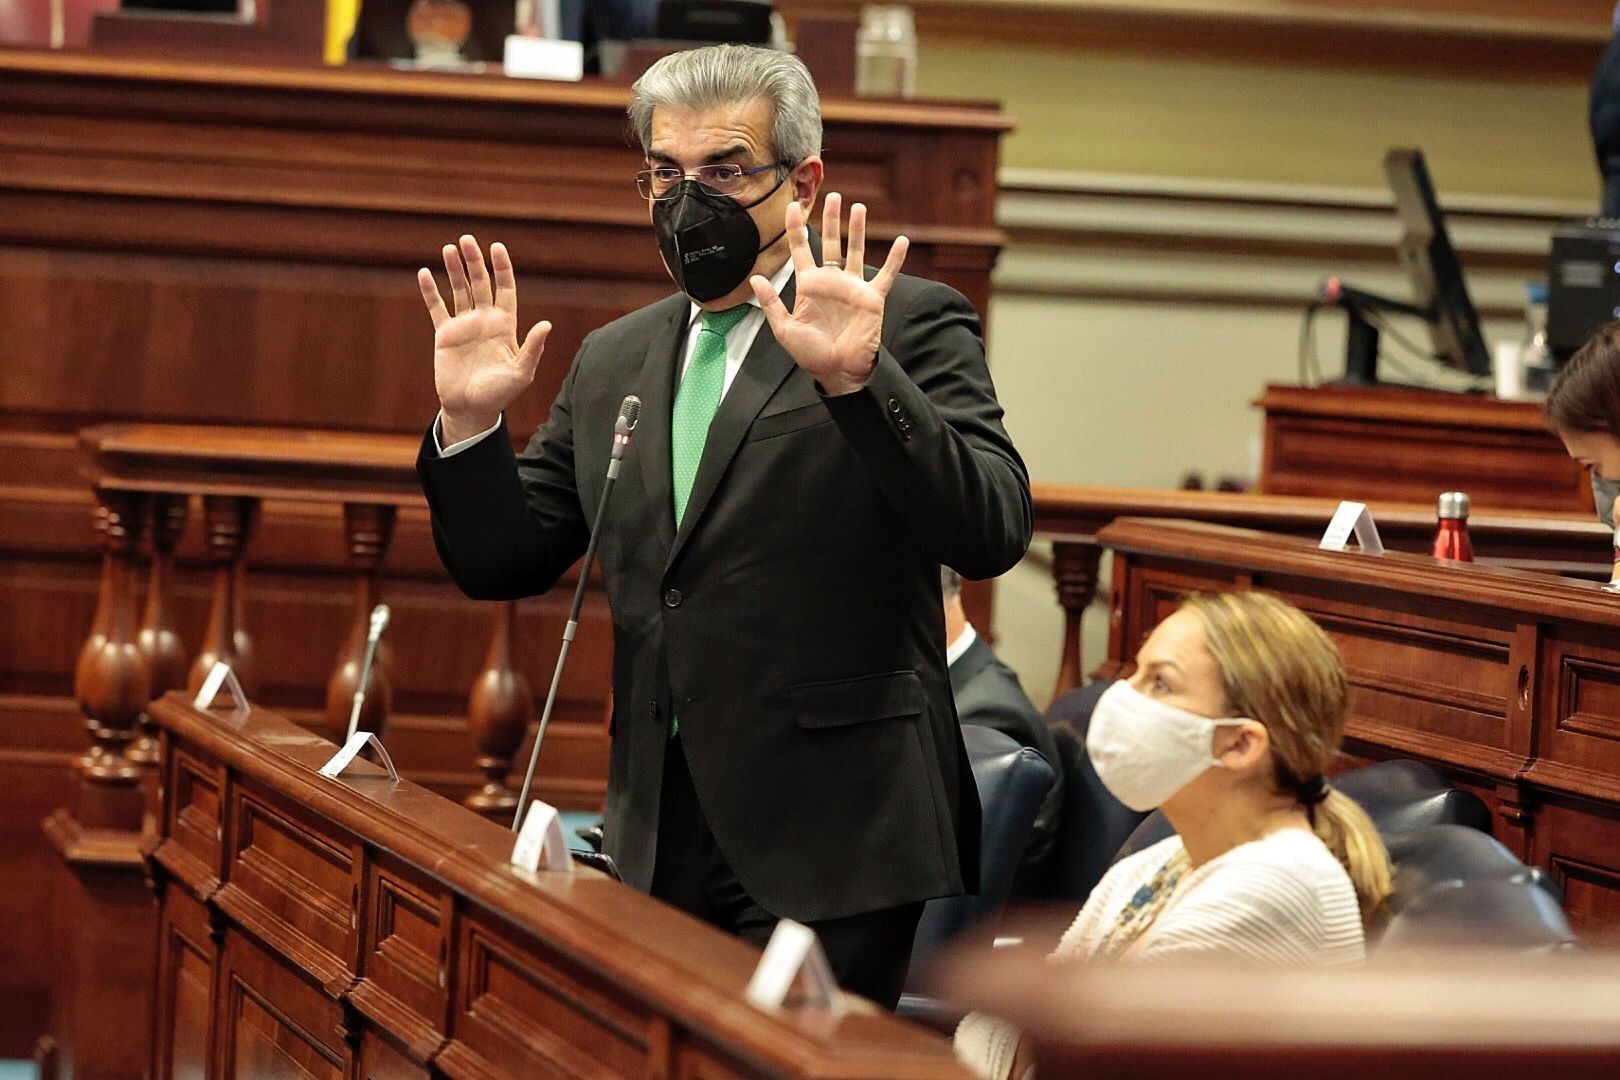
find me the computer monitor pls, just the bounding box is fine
[655,0,772,44]
[1383,148,1491,379]
[1325,149,1491,386]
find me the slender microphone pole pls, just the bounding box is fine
[345,603,392,741]
[513,394,642,830]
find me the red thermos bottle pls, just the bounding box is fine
[1433,491,1474,562]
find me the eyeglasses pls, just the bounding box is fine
[635,162,785,201]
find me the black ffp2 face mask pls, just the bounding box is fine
[652,176,788,303]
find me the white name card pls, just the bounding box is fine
[511,800,575,874]
[192,661,249,718]
[745,919,844,1012]
[318,731,400,782]
[503,34,584,82]
[1319,500,1385,556]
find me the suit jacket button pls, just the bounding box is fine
[663,588,683,608]
[649,701,660,721]
[887,396,902,413]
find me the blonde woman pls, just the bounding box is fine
[955,591,1392,1080]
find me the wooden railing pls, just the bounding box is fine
[1030,482,1612,697]
[74,423,595,827]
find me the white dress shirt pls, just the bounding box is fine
[434,259,796,457]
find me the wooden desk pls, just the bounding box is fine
[1030,482,1612,696]
[937,950,1620,1080]
[146,694,968,1079]
[1256,384,1592,513]
[1099,517,1620,935]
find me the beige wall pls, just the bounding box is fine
[915,39,1601,704]
[918,41,1599,201]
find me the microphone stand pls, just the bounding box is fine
[513,396,641,830]
[346,603,391,741]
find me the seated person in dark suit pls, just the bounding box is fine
[943,568,1062,880]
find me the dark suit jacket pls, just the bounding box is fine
[949,635,1063,873]
[417,270,1032,922]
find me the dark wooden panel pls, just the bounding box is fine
[153,886,216,1080]
[448,906,653,1078]
[220,779,360,991]
[1257,384,1592,514]
[351,852,450,1064]
[216,931,348,1080]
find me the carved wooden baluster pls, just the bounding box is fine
[1050,539,1104,699]
[71,489,153,830]
[324,502,397,739]
[186,495,259,696]
[463,601,534,821]
[130,493,190,766]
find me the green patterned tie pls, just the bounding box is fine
[671,304,751,528]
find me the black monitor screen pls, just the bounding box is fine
[656,0,771,44]
[1384,148,1491,378]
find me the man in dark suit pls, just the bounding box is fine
[415,44,1031,1009]
[941,569,1061,887]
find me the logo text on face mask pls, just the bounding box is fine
[684,245,727,265]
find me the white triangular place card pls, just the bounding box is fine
[193,661,250,717]
[511,800,575,874]
[1319,500,1385,556]
[318,731,400,782]
[745,919,844,1012]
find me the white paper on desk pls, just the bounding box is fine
[318,731,399,782]
[1320,500,1385,556]
[511,800,574,874]
[745,919,844,1012]
[504,34,584,81]
[193,661,249,716]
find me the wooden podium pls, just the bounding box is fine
[145,695,967,1078]
[1257,384,1593,514]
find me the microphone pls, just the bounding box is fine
[513,395,640,830]
[345,602,391,741]
[1320,276,1431,320]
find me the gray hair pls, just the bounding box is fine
[940,567,962,600]
[628,45,822,166]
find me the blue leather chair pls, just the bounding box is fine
[1114,759,1492,864]
[1044,680,1149,904]
[898,724,1054,1025]
[1383,824,1561,913]
[1378,878,1579,954]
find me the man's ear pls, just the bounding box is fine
[791,156,824,209]
[1214,720,1270,770]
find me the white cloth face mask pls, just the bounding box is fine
[1086,680,1246,812]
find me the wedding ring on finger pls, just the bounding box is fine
[823,258,844,269]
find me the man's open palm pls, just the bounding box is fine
[418,235,551,443]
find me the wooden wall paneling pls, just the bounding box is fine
[217,776,363,996]
[1528,794,1620,943]
[152,885,217,1080]
[442,902,657,1078]
[215,928,350,1080]
[1531,623,1620,807]
[350,851,452,1067]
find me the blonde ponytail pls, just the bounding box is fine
[1182,591,1395,924]
[1312,789,1393,920]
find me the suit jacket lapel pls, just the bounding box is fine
[635,300,685,557]
[666,275,801,570]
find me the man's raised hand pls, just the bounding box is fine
[749,194,909,397]
[418,235,551,445]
